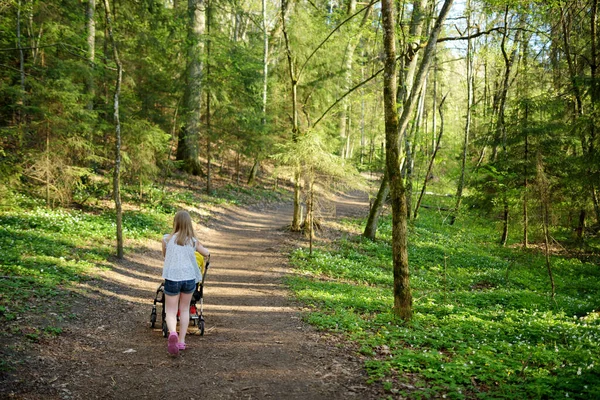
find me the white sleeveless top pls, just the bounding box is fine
[162,233,201,283]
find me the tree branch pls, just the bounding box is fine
[313,66,384,128]
[298,0,379,80]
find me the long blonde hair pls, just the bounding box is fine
[171,210,196,246]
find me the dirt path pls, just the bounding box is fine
[3,194,380,400]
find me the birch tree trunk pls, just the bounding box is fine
[103,0,124,259]
[177,0,205,176]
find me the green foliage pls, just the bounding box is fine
[0,206,170,323]
[287,208,600,398]
[272,130,364,187]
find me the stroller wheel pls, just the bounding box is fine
[199,320,205,336]
[162,320,168,338]
[150,311,157,328]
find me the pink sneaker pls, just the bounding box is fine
[177,342,186,350]
[167,332,179,355]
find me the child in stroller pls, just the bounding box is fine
[151,252,210,337]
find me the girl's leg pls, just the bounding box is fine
[164,293,180,334]
[177,291,193,344]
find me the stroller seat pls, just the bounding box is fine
[150,254,210,337]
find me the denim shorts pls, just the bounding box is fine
[163,279,196,296]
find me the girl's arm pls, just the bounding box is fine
[162,238,167,258]
[195,241,210,257]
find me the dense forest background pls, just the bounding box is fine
[2,0,600,397]
[2,0,599,242]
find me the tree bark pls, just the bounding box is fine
[590,0,600,224]
[400,0,429,221]
[497,7,521,246]
[414,95,447,220]
[523,122,529,248]
[391,0,453,319]
[281,0,303,231]
[537,156,555,300]
[206,0,212,193]
[292,169,302,231]
[103,0,123,259]
[363,172,390,240]
[177,0,205,176]
[337,0,372,159]
[16,0,26,123]
[450,0,473,225]
[382,0,412,320]
[86,0,95,110]
[247,0,269,187]
[362,0,430,235]
[303,172,314,239]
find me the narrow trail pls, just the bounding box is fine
[4,193,378,400]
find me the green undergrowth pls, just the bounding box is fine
[287,209,600,399]
[0,205,171,323]
[0,181,290,331]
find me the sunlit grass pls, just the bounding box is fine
[287,206,600,399]
[0,181,290,326]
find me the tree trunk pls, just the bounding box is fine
[45,123,50,207]
[590,0,600,224]
[406,79,427,220]
[523,134,529,248]
[500,198,509,246]
[383,0,456,321]
[337,0,372,159]
[450,0,473,225]
[397,0,429,106]
[247,158,260,185]
[414,95,447,220]
[281,1,298,140]
[86,0,95,110]
[382,0,412,320]
[363,172,389,240]
[206,0,212,193]
[576,209,585,241]
[303,172,314,239]
[400,0,430,221]
[282,0,303,230]
[338,0,357,158]
[103,0,123,259]
[363,9,424,235]
[16,0,26,123]
[537,157,555,300]
[177,0,205,176]
[309,177,314,255]
[292,169,302,231]
[497,7,521,245]
[248,0,269,187]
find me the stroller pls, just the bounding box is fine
[150,254,210,337]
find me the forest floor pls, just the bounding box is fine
[1,190,385,399]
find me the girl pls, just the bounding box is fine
[161,210,210,355]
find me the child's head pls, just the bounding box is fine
[172,210,196,246]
